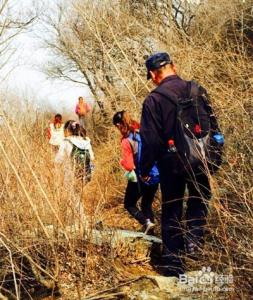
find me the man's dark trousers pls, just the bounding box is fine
[157,153,211,272]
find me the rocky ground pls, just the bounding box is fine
[38,228,233,300]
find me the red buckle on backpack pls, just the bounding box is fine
[168,139,175,146]
[194,124,201,134]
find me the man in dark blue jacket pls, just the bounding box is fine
[140,52,211,277]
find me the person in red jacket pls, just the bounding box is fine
[113,110,158,234]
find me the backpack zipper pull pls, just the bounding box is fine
[167,139,177,153]
[194,124,202,134]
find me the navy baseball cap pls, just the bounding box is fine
[145,52,172,79]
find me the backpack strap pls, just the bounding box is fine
[127,131,142,172]
[127,131,139,155]
[152,86,178,106]
[64,138,74,148]
[189,80,200,98]
[152,80,193,105]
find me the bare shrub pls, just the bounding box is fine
[0,0,252,298]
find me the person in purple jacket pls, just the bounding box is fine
[140,52,211,277]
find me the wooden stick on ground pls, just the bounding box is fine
[83,276,144,300]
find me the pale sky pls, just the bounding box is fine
[0,0,91,116]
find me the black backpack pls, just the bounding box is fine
[154,80,224,175]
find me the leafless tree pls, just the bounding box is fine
[42,0,252,117]
[0,0,37,79]
[41,0,199,116]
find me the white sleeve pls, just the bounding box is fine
[55,140,73,163]
[88,143,95,161]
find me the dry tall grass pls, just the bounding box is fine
[0,109,157,299]
[0,0,253,299]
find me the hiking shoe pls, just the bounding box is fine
[155,254,185,278]
[158,266,185,278]
[144,222,155,235]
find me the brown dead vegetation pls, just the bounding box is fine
[0,0,253,299]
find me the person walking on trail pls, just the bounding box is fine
[75,96,91,128]
[47,114,64,149]
[55,121,94,227]
[113,111,159,235]
[140,52,216,277]
[55,120,95,184]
